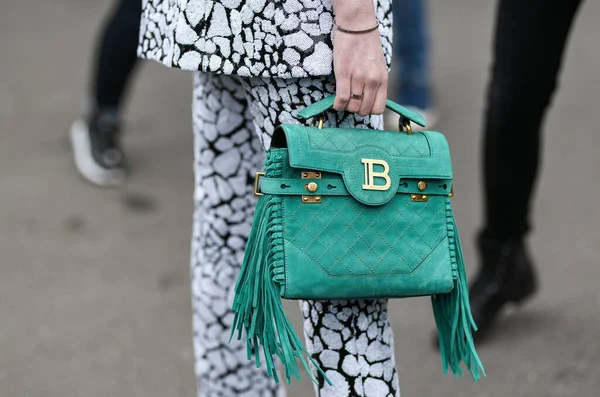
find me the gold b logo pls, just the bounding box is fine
[361,159,391,191]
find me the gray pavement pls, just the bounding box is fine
[1,1,599,396]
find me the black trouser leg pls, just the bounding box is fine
[482,0,582,240]
[91,0,142,112]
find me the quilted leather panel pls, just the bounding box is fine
[282,194,449,277]
[274,126,453,180]
[307,128,430,157]
[283,234,453,299]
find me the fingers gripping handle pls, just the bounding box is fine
[297,94,427,128]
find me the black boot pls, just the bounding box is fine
[468,234,538,341]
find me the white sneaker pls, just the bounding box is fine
[69,116,127,187]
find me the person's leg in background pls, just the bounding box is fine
[70,0,142,186]
[387,0,436,129]
[470,0,583,339]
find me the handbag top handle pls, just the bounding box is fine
[297,94,427,128]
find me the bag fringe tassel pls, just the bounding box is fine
[432,215,486,381]
[230,195,331,385]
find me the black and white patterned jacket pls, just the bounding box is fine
[138,0,393,78]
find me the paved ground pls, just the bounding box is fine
[1,1,599,396]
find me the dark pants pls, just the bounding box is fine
[482,0,582,240]
[92,0,142,111]
[392,0,431,109]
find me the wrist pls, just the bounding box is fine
[334,21,379,35]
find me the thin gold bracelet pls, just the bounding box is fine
[334,21,380,34]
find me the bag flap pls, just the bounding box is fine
[272,125,453,206]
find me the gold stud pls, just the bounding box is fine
[418,181,427,191]
[306,182,318,192]
[303,197,309,202]
[302,172,308,178]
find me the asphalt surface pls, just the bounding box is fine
[1,1,599,396]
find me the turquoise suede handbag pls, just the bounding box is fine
[230,95,484,385]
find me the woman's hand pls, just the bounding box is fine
[332,0,388,116]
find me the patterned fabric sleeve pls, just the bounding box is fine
[138,0,393,78]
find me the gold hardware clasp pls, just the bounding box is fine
[310,115,325,129]
[253,172,265,196]
[302,171,322,203]
[411,194,428,202]
[417,181,427,191]
[399,118,413,135]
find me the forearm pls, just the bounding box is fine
[332,0,378,29]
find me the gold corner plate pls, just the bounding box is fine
[302,195,322,204]
[411,194,428,202]
[301,171,322,179]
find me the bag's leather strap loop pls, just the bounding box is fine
[297,95,427,127]
[259,176,452,196]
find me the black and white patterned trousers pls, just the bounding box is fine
[191,72,400,397]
